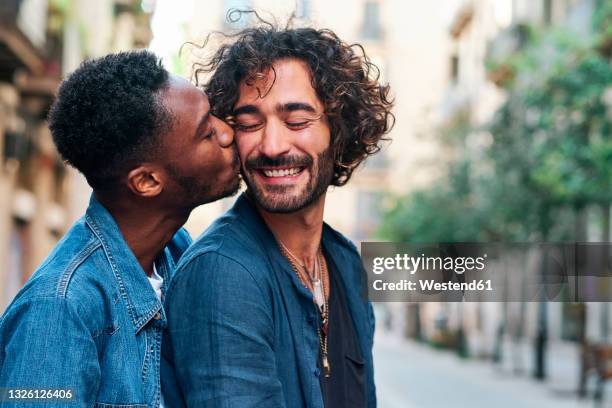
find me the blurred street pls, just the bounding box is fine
[374,332,601,408]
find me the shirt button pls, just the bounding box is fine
[153,312,161,320]
[314,367,320,377]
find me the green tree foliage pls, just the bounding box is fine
[380,6,611,243]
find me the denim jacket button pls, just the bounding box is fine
[153,312,161,320]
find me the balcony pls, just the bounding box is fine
[485,23,532,87]
[0,0,47,81]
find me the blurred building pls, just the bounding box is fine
[0,0,153,311]
[420,0,516,359]
[60,0,154,227]
[415,0,605,386]
[0,0,66,311]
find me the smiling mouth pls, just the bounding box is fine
[257,167,305,178]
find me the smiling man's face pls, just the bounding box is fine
[232,58,334,213]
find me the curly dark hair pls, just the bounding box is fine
[193,12,394,186]
[48,50,173,189]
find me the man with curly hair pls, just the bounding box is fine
[162,18,393,407]
[0,50,240,406]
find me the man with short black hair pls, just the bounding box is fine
[163,18,393,407]
[0,50,240,407]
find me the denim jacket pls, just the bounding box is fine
[161,193,376,407]
[0,194,191,407]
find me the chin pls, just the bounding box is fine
[217,178,242,201]
[256,191,320,213]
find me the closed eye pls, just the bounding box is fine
[235,122,263,132]
[286,120,312,130]
[202,127,215,139]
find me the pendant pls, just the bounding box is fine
[322,355,331,378]
[313,279,324,309]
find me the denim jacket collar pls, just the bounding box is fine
[84,194,165,333]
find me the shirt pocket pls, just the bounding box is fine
[344,353,367,408]
[94,403,148,408]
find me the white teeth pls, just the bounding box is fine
[262,168,301,177]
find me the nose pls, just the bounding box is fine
[212,115,234,148]
[259,119,291,158]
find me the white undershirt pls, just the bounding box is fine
[148,263,163,302]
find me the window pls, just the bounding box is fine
[543,0,553,24]
[298,0,311,20]
[355,191,384,242]
[451,54,459,83]
[361,1,382,41]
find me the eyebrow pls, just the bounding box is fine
[277,102,317,114]
[232,105,259,116]
[232,102,318,117]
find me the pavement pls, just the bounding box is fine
[374,332,607,408]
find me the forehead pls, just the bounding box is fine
[164,77,209,115]
[159,77,209,149]
[235,58,322,112]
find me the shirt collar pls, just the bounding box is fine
[234,193,369,352]
[233,192,355,299]
[85,193,165,333]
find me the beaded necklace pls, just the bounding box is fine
[278,241,331,377]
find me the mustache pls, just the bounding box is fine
[245,154,313,170]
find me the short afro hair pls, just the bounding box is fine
[193,11,394,186]
[48,50,173,189]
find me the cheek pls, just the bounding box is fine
[235,134,258,164]
[296,124,331,153]
[195,143,214,161]
[192,142,223,172]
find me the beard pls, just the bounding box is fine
[243,147,334,213]
[166,150,241,207]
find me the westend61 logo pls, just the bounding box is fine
[361,243,612,302]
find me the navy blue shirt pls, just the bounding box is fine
[162,193,376,407]
[320,252,367,408]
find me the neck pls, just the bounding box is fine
[256,193,326,272]
[96,193,190,276]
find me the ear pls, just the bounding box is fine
[126,165,163,197]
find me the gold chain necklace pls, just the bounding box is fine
[278,243,331,378]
